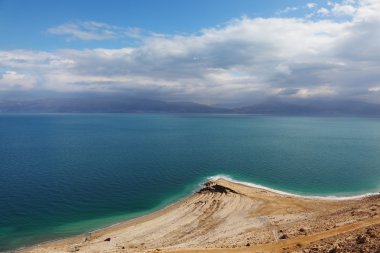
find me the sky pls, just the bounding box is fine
[1,0,380,106]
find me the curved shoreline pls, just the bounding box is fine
[15,193,195,253]
[12,182,201,252]
[15,176,380,252]
[19,176,380,253]
[207,175,380,200]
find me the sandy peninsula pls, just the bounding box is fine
[19,178,380,253]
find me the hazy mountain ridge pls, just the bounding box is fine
[0,97,227,113]
[1,97,380,116]
[235,99,380,117]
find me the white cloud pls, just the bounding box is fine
[0,71,36,90]
[0,0,380,104]
[317,7,330,15]
[330,0,358,16]
[307,3,317,9]
[276,6,298,15]
[294,86,336,98]
[332,4,357,15]
[369,87,380,92]
[354,0,380,21]
[47,21,142,41]
[312,0,362,17]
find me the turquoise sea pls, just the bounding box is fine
[1,114,380,251]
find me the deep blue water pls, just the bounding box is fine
[1,114,380,251]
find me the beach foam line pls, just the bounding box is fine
[206,174,380,200]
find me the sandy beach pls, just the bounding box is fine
[19,178,380,253]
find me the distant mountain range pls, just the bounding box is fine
[1,96,380,117]
[0,97,226,113]
[236,100,380,117]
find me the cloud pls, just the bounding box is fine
[47,21,142,41]
[274,86,336,98]
[306,0,360,17]
[317,7,330,15]
[276,6,298,15]
[369,87,380,92]
[0,71,36,90]
[331,2,357,16]
[307,3,317,9]
[0,0,380,105]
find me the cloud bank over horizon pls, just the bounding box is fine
[1,0,380,106]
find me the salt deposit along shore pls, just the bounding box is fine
[19,178,380,253]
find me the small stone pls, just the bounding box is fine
[83,233,92,242]
[356,234,367,244]
[246,243,250,247]
[328,246,340,253]
[279,234,289,239]
[366,228,377,238]
[68,244,79,252]
[104,237,111,242]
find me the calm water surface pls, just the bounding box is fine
[1,114,380,251]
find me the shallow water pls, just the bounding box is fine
[1,114,380,251]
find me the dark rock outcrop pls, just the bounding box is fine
[197,182,239,195]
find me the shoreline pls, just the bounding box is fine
[15,193,195,253]
[13,182,200,252]
[207,175,380,200]
[18,177,380,253]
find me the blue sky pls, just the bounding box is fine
[1,0,328,50]
[0,0,380,105]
